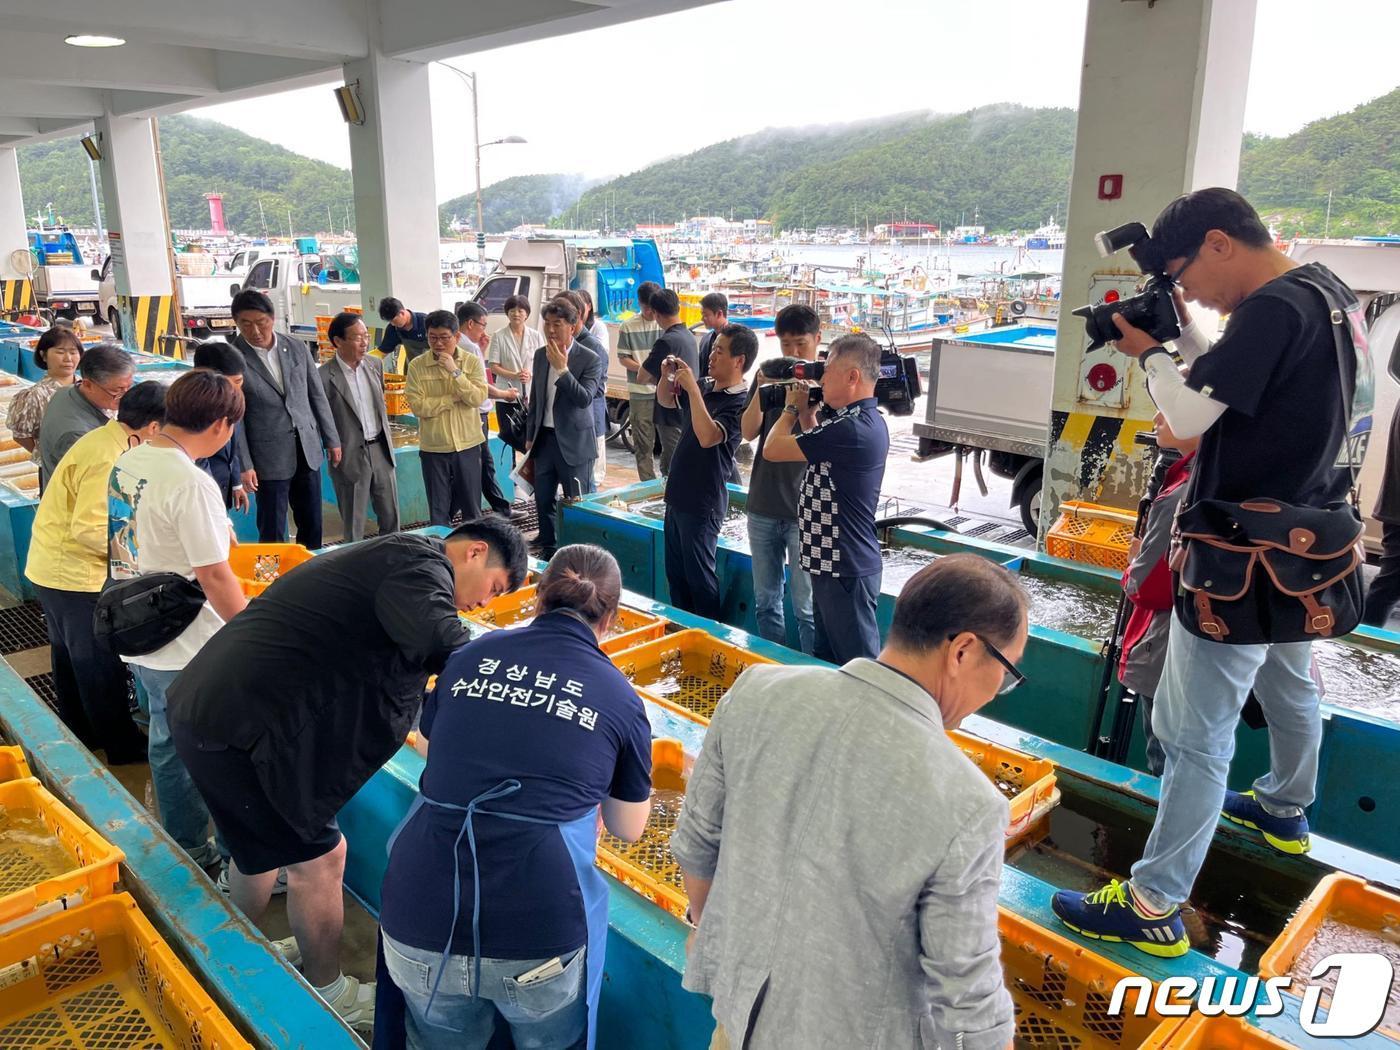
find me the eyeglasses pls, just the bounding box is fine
[952,633,1026,695]
[1169,246,1201,285]
[88,380,130,402]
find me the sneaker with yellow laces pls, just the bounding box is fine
[1050,879,1189,958]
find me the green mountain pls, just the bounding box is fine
[18,114,357,237]
[1239,88,1400,237]
[438,173,599,234]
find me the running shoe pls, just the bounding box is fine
[271,936,302,968]
[1222,790,1311,855]
[322,976,375,1030]
[1051,879,1189,958]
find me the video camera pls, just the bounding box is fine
[1072,221,1182,351]
[755,340,922,416]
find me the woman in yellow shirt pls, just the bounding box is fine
[24,382,166,762]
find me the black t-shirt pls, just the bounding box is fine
[643,324,699,426]
[745,376,806,521]
[166,533,472,835]
[1185,263,1359,507]
[665,379,747,516]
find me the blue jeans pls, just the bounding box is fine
[382,934,587,1050]
[746,512,815,654]
[1129,614,1322,911]
[132,666,219,868]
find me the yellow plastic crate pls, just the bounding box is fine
[0,893,252,1049]
[384,374,409,417]
[464,586,666,654]
[0,745,31,782]
[225,543,314,596]
[1258,872,1400,1039]
[1144,1014,1296,1048]
[0,778,124,925]
[951,730,1058,844]
[609,630,778,722]
[596,738,690,921]
[1045,500,1136,571]
[1000,909,1173,1049]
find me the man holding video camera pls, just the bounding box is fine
[1052,188,1372,958]
[761,333,889,664]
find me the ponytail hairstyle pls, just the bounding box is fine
[536,544,622,628]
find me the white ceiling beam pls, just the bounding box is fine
[212,52,337,94]
[0,82,106,119]
[0,118,39,136]
[0,31,218,95]
[381,0,717,63]
[0,2,368,62]
[106,90,204,116]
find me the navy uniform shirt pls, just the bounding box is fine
[377,311,430,366]
[379,610,653,959]
[642,324,699,427]
[665,379,747,517]
[795,398,889,578]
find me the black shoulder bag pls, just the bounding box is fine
[1171,272,1374,645]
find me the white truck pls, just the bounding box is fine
[95,254,235,342]
[233,252,362,344]
[23,229,100,321]
[910,240,1400,548]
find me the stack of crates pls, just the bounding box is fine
[1045,500,1136,571]
[465,585,666,654]
[0,751,253,1047]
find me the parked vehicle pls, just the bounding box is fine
[27,229,99,321]
[96,255,235,342]
[233,253,362,345]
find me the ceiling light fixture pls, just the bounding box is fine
[65,34,126,47]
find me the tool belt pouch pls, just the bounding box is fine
[1171,498,1364,645]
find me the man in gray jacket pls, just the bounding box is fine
[230,290,341,548]
[673,553,1027,1050]
[319,311,398,542]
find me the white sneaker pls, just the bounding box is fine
[271,936,302,968]
[217,865,289,895]
[321,975,375,1030]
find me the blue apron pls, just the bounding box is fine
[376,780,610,1050]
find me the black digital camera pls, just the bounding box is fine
[755,346,922,416]
[1072,221,1182,351]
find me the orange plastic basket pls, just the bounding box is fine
[464,586,666,653]
[384,374,409,417]
[225,543,314,596]
[1143,1014,1296,1048]
[0,893,252,1049]
[608,629,778,722]
[1000,908,1174,1049]
[0,745,31,782]
[951,730,1059,844]
[0,777,124,925]
[1045,500,1136,571]
[596,738,690,921]
[1258,872,1400,1039]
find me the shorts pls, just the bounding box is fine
[171,726,341,876]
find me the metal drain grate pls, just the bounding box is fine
[24,671,60,715]
[963,521,1003,538]
[404,501,538,536]
[942,516,971,529]
[0,601,48,655]
[999,528,1033,544]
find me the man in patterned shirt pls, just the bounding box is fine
[760,333,889,662]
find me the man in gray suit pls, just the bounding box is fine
[319,311,399,542]
[525,297,603,554]
[230,289,341,549]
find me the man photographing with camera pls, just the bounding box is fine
[761,333,890,664]
[1052,188,1373,958]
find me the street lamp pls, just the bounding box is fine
[437,62,526,272]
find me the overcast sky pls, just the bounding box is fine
[192,0,1400,205]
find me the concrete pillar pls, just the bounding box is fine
[94,114,178,354]
[343,50,441,358]
[1039,0,1257,537]
[0,148,36,318]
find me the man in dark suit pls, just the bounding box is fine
[525,297,603,555]
[191,341,250,512]
[230,290,341,549]
[319,311,399,542]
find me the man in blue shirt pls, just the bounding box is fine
[657,324,757,619]
[761,333,889,663]
[376,297,430,370]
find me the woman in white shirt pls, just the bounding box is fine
[108,369,249,868]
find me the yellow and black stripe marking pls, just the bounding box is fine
[118,295,177,355]
[1050,410,1155,494]
[0,278,35,316]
